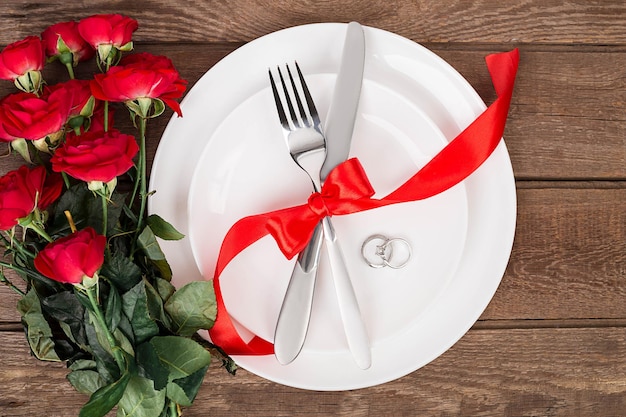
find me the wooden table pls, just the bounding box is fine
[1,1,625,416]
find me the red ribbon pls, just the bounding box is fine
[208,49,519,355]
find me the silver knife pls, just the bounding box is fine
[274,22,369,368]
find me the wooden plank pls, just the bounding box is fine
[1,327,626,416]
[482,187,626,320]
[1,46,623,180]
[1,1,626,45]
[1,187,625,323]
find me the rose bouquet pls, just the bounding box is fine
[0,14,233,417]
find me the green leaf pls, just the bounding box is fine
[106,285,122,333]
[155,278,175,303]
[83,309,119,385]
[142,336,211,382]
[48,182,125,236]
[50,183,88,229]
[79,369,131,417]
[87,310,134,362]
[122,280,160,345]
[166,365,208,407]
[136,341,170,390]
[67,369,105,395]
[113,327,135,357]
[41,291,87,350]
[116,375,166,417]
[69,359,97,371]
[90,190,126,236]
[17,289,61,362]
[144,280,171,328]
[41,290,87,348]
[101,251,142,293]
[147,214,184,241]
[165,281,216,337]
[137,226,172,280]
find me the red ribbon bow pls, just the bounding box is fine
[266,157,375,259]
[209,49,520,355]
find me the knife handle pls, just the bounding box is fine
[322,217,372,370]
[274,222,324,365]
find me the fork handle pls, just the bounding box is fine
[274,222,324,365]
[322,217,372,370]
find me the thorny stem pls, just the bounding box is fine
[99,192,112,260]
[136,117,148,234]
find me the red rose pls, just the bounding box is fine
[90,52,187,116]
[0,95,21,142]
[41,21,94,64]
[0,90,71,142]
[45,79,94,119]
[50,129,139,183]
[0,36,45,81]
[34,227,106,285]
[0,165,63,230]
[77,14,138,50]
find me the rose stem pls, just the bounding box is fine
[65,62,75,80]
[0,269,25,296]
[85,286,125,371]
[61,172,71,189]
[1,230,36,259]
[27,222,53,243]
[135,117,148,234]
[101,192,108,237]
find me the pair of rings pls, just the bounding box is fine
[361,234,412,269]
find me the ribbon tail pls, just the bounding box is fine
[385,48,519,202]
[209,215,275,355]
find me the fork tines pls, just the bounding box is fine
[269,62,320,131]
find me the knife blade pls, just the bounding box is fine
[274,22,369,368]
[321,21,366,180]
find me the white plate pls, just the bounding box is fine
[149,23,516,391]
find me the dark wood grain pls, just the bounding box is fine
[1,328,626,417]
[482,187,626,320]
[1,0,626,45]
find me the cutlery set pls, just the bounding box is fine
[269,22,371,369]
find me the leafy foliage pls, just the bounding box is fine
[0,14,236,417]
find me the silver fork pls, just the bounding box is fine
[269,63,371,369]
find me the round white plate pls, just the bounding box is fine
[149,23,516,391]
